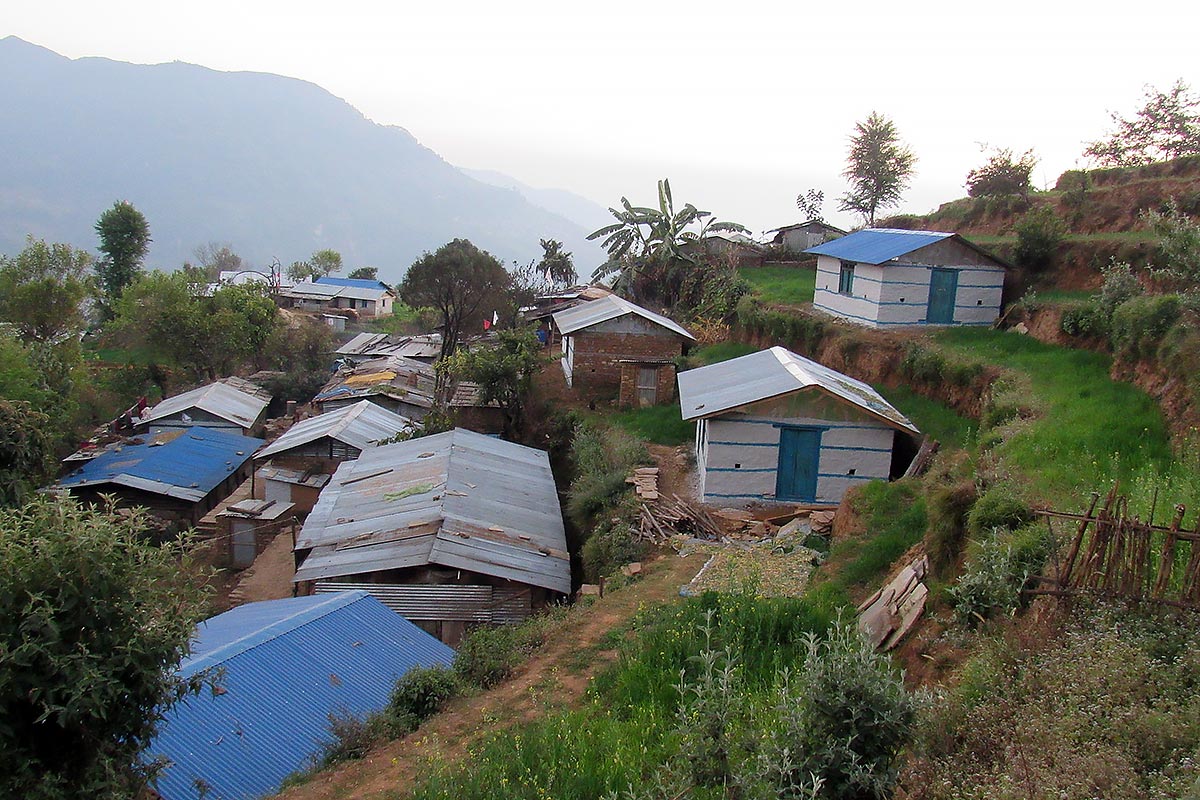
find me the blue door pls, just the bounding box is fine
[927,268,958,324]
[776,427,821,502]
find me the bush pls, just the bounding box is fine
[1013,205,1066,273]
[454,619,549,689]
[581,515,646,581]
[925,481,978,576]
[1060,301,1107,338]
[566,421,647,528]
[950,524,1051,626]
[1109,294,1181,358]
[388,665,458,727]
[966,486,1032,537]
[316,712,401,768]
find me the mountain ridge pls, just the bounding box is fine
[0,36,605,283]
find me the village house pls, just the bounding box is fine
[335,331,442,364]
[679,232,766,268]
[520,284,612,347]
[146,592,453,800]
[292,428,570,644]
[278,276,396,318]
[806,228,1007,327]
[211,498,297,568]
[313,355,436,419]
[552,294,695,407]
[766,219,847,253]
[49,426,263,525]
[251,400,412,513]
[136,376,271,437]
[677,346,919,507]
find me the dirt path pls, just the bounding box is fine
[273,549,705,800]
[229,529,297,604]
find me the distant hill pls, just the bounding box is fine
[0,37,606,283]
[460,168,614,236]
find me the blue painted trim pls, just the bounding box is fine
[718,418,888,431]
[707,467,776,473]
[822,445,892,453]
[705,492,767,499]
[773,423,829,431]
[818,275,931,288]
[818,473,878,481]
[709,440,778,447]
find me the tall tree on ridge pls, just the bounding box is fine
[839,112,916,226]
[94,201,150,309]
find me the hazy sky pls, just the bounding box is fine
[6,1,1198,235]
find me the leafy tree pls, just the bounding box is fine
[0,497,210,799]
[111,271,279,380]
[839,112,917,226]
[440,327,543,437]
[400,239,512,362]
[1144,199,1200,293]
[188,242,244,280]
[286,248,343,282]
[1085,79,1200,167]
[796,188,825,221]
[0,330,78,458]
[0,400,54,506]
[536,239,576,287]
[1013,205,1067,273]
[94,201,151,307]
[588,179,747,310]
[348,266,380,281]
[0,237,94,345]
[965,148,1037,198]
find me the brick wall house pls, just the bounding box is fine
[553,295,694,406]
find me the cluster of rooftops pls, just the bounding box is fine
[67,225,1010,800]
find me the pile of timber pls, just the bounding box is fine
[857,554,929,651]
[627,467,660,501]
[639,494,724,544]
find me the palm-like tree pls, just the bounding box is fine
[588,179,748,289]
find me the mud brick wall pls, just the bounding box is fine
[618,363,677,407]
[571,330,684,395]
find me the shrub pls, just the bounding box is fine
[1098,259,1143,316]
[581,515,646,581]
[950,524,1051,626]
[769,618,917,798]
[966,486,1032,537]
[453,618,549,689]
[1013,205,1067,273]
[1109,294,1181,358]
[900,342,947,383]
[566,422,647,528]
[315,712,400,768]
[388,665,458,727]
[1060,300,1107,338]
[925,481,978,576]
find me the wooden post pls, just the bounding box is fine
[1058,491,1102,589]
[1152,505,1185,599]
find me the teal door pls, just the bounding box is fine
[927,268,958,324]
[776,427,821,502]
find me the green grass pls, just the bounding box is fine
[829,480,928,592]
[739,265,816,306]
[935,328,1173,507]
[1030,288,1094,303]
[876,383,976,449]
[689,341,757,366]
[608,402,693,446]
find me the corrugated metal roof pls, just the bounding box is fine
[677,346,918,433]
[552,294,695,340]
[315,277,392,292]
[804,228,955,265]
[148,592,454,800]
[283,278,393,302]
[256,401,412,460]
[52,427,263,502]
[294,429,570,594]
[142,381,270,430]
[314,356,436,409]
[336,332,442,360]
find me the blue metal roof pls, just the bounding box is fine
[315,276,391,292]
[804,228,955,265]
[149,592,455,800]
[53,427,263,502]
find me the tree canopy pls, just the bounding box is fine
[0,497,210,799]
[1085,79,1200,167]
[94,201,150,306]
[440,327,543,437]
[348,266,380,281]
[839,112,916,226]
[400,239,512,362]
[286,248,343,282]
[536,239,576,288]
[0,237,93,346]
[796,188,825,222]
[965,148,1037,198]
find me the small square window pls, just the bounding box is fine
[838,262,855,295]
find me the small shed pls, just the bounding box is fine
[679,232,766,268]
[147,592,454,800]
[806,228,1007,327]
[552,294,695,406]
[214,498,297,568]
[137,377,271,437]
[767,219,847,253]
[293,428,570,644]
[677,347,919,507]
[49,427,264,525]
[253,465,330,514]
[313,355,436,420]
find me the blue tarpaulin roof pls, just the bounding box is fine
[53,427,262,502]
[804,228,955,265]
[149,592,455,800]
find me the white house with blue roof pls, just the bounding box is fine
[147,592,453,800]
[677,347,919,507]
[805,228,1007,327]
[281,276,396,317]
